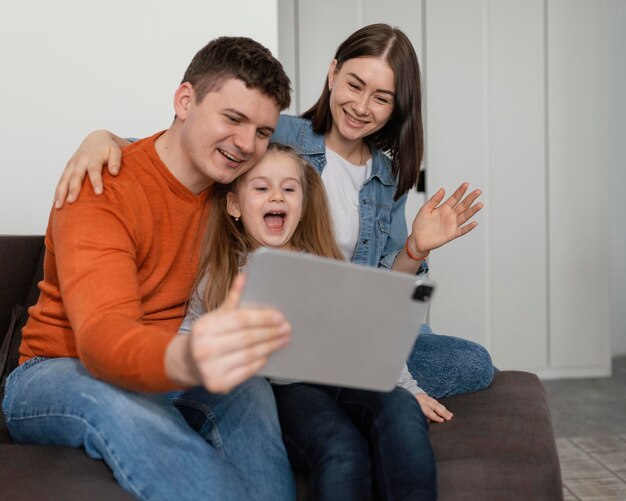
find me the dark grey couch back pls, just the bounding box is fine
[0,236,44,343]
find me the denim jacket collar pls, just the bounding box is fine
[295,120,396,187]
[295,119,326,156]
[368,149,395,187]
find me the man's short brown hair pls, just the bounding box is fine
[182,36,291,110]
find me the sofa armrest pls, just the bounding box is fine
[0,235,45,343]
[433,371,563,500]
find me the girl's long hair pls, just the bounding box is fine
[302,23,423,201]
[193,143,344,312]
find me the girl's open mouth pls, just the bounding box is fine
[263,211,286,231]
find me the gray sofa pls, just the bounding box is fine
[0,235,563,500]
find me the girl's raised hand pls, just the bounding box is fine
[54,130,128,208]
[408,182,483,254]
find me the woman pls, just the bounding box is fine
[54,24,494,420]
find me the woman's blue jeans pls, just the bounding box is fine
[272,383,436,501]
[2,357,295,501]
[407,325,495,398]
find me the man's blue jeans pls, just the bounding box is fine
[407,325,496,398]
[272,383,436,501]
[2,357,295,501]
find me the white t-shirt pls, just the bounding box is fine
[319,148,424,396]
[322,147,372,260]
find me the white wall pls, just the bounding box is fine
[425,0,618,374]
[606,0,626,356]
[0,0,279,235]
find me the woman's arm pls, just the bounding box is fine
[392,183,483,274]
[54,130,130,208]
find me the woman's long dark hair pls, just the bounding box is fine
[302,23,423,201]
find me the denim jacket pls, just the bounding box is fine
[272,115,427,274]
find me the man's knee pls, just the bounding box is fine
[236,377,278,415]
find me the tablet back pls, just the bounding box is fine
[241,248,434,391]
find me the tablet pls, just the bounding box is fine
[241,248,434,391]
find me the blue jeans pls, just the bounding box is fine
[407,325,495,398]
[272,383,436,501]
[2,357,295,501]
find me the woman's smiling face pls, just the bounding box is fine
[327,56,396,145]
[227,151,304,250]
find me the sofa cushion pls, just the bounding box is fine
[0,444,134,500]
[0,371,561,501]
[433,371,562,500]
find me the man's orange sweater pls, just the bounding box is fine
[20,132,210,392]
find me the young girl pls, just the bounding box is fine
[54,23,493,420]
[183,142,437,500]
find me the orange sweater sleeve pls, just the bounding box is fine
[51,191,177,391]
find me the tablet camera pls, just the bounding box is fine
[412,284,433,302]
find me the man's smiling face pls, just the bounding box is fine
[175,78,281,193]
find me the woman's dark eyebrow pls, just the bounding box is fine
[346,72,395,97]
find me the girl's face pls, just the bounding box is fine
[227,151,304,250]
[327,56,396,145]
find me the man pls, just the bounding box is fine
[2,37,295,501]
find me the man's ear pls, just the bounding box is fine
[173,82,194,120]
[327,59,338,91]
[226,192,241,219]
